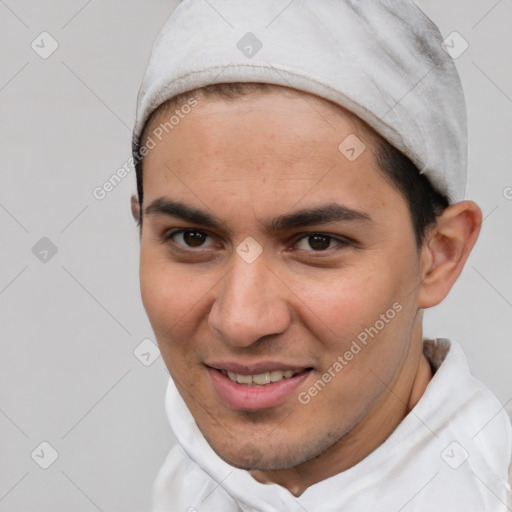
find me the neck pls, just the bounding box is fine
[250,329,433,496]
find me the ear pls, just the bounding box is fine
[418,200,482,308]
[131,194,140,223]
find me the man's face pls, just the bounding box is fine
[139,88,424,471]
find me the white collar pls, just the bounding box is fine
[158,339,511,511]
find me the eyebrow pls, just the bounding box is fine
[144,198,372,234]
[265,203,372,232]
[145,198,231,232]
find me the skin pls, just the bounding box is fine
[133,86,482,496]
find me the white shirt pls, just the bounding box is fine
[153,339,512,511]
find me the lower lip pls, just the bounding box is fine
[207,367,311,411]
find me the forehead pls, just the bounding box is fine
[140,87,407,225]
[144,86,379,173]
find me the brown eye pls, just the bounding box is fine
[294,233,349,252]
[167,229,214,248]
[307,234,331,251]
[183,230,207,247]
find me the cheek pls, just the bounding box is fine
[289,248,420,381]
[140,252,176,329]
[139,247,212,349]
[292,267,401,342]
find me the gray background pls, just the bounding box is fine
[1,1,511,510]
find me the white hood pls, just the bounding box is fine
[153,339,512,511]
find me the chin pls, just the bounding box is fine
[206,434,331,472]
[219,449,303,471]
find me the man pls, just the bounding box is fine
[130,1,511,510]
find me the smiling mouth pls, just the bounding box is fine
[218,368,311,386]
[207,365,313,410]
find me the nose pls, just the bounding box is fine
[208,254,292,348]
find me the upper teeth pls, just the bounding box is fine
[225,370,296,386]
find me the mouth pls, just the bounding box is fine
[220,368,303,386]
[206,363,313,411]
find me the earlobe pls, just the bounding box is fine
[418,201,482,308]
[131,194,140,222]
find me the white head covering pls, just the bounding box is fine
[133,0,467,203]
